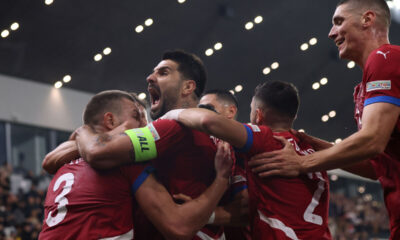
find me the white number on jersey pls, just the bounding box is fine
[303,172,325,225]
[46,173,74,227]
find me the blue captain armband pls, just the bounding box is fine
[125,127,157,163]
[234,124,253,153]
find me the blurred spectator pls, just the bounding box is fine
[329,192,390,239]
[0,163,49,240]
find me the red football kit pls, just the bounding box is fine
[40,158,153,240]
[133,119,225,240]
[238,124,331,240]
[353,44,400,239]
[224,162,252,240]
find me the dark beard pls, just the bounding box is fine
[150,103,167,120]
[150,94,180,120]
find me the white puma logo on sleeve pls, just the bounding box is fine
[376,51,390,59]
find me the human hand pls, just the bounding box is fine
[69,129,78,140]
[248,136,304,178]
[214,141,233,179]
[290,129,333,151]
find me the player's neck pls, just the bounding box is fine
[359,31,390,68]
[261,120,292,132]
[92,125,108,133]
[175,95,198,109]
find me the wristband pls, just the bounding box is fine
[207,211,216,224]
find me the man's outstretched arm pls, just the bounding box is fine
[135,141,232,240]
[162,108,248,149]
[263,130,378,180]
[248,102,399,177]
[75,123,138,169]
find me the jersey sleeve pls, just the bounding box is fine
[120,163,155,194]
[234,124,274,156]
[124,119,187,163]
[364,49,400,107]
[230,164,248,197]
[149,119,188,157]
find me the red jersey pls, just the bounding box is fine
[40,158,153,240]
[353,44,400,239]
[238,124,331,240]
[134,119,225,240]
[224,163,252,240]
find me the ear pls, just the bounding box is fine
[227,105,237,119]
[362,10,375,28]
[182,80,196,96]
[103,112,117,130]
[255,108,264,125]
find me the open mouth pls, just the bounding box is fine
[148,85,161,110]
[336,39,344,47]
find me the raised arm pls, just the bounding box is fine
[75,123,136,169]
[163,108,248,148]
[42,131,80,174]
[136,141,232,240]
[301,102,398,172]
[42,140,80,174]
[291,129,377,179]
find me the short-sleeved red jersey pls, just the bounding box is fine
[134,119,225,240]
[238,124,331,240]
[40,158,152,240]
[353,44,400,239]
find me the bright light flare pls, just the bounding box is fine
[63,75,71,83]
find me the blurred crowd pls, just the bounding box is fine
[329,192,390,240]
[0,163,50,240]
[0,162,391,240]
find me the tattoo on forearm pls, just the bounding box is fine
[95,133,113,147]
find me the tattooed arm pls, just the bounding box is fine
[75,124,135,169]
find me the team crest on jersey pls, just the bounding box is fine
[366,80,391,92]
[147,123,160,141]
[248,124,261,132]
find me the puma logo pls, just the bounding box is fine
[377,51,390,59]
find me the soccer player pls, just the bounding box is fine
[245,0,400,238]
[198,90,251,240]
[199,89,239,120]
[161,81,332,239]
[39,90,232,240]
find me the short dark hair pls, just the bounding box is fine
[254,81,299,119]
[162,50,207,97]
[338,0,391,28]
[83,90,136,126]
[203,89,239,109]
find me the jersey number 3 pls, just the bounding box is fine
[46,173,74,227]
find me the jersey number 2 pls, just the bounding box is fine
[303,172,325,225]
[46,173,74,227]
